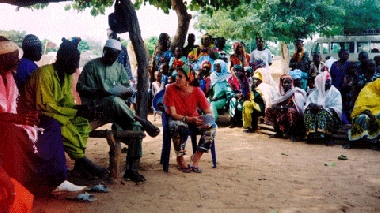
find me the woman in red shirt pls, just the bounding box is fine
[163,65,217,173]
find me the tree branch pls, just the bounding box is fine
[170,0,192,52]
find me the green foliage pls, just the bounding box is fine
[194,0,380,44]
[334,0,380,35]
[120,39,129,48]
[27,3,49,10]
[32,0,251,17]
[41,39,58,53]
[83,38,103,56]
[194,2,268,41]
[78,40,91,53]
[145,36,158,56]
[0,29,26,47]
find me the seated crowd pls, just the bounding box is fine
[150,33,380,152]
[2,30,380,211]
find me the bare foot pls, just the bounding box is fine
[190,151,203,168]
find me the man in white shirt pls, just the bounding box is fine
[250,37,273,67]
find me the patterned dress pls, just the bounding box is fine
[349,79,380,142]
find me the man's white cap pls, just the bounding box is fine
[105,39,121,51]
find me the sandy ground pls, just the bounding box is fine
[31,60,380,212]
[31,113,380,213]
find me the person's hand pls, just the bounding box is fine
[362,110,376,123]
[95,89,112,98]
[235,93,242,99]
[309,103,321,113]
[120,89,134,100]
[187,116,204,126]
[0,175,15,207]
[15,111,39,126]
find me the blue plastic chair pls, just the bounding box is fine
[160,110,217,172]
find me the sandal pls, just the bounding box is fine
[191,166,202,173]
[85,184,110,193]
[51,181,87,195]
[178,164,192,173]
[338,155,348,160]
[66,192,97,202]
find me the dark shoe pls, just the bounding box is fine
[270,133,283,138]
[138,118,160,138]
[229,121,237,128]
[76,156,109,179]
[123,170,146,183]
[243,128,257,133]
[283,132,290,139]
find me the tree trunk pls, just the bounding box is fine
[281,41,289,74]
[170,0,192,52]
[119,0,149,119]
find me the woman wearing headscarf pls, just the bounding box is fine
[209,59,232,120]
[304,71,342,143]
[14,34,42,90]
[152,33,173,75]
[188,33,218,71]
[265,74,307,141]
[0,37,86,196]
[230,42,250,72]
[200,60,212,96]
[242,71,266,133]
[348,79,380,148]
[163,64,217,173]
[228,65,250,128]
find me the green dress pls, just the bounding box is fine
[77,58,143,158]
[25,64,91,160]
[208,81,233,120]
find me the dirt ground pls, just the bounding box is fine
[30,113,380,213]
[31,61,380,212]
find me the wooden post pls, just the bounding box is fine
[105,131,121,182]
[281,41,290,74]
[119,0,149,119]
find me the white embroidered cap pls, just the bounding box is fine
[104,39,121,51]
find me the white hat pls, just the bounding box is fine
[105,39,121,51]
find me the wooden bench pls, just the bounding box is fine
[89,120,145,182]
[258,121,349,144]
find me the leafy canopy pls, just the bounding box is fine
[195,0,380,43]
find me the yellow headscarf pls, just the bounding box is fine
[253,70,263,81]
[351,79,380,118]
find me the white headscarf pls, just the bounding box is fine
[305,71,342,118]
[210,59,231,86]
[272,74,307,114]
[256,67,277,88]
